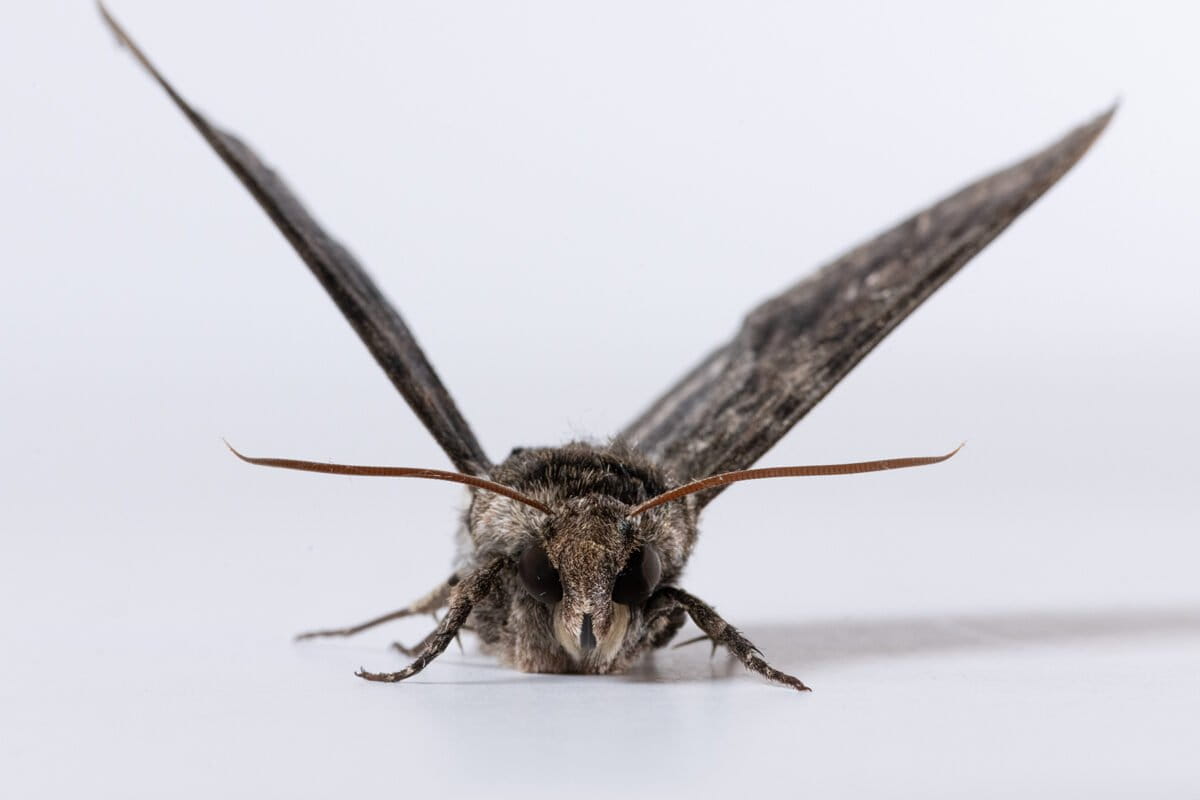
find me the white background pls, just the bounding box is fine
[3,1,1198,797]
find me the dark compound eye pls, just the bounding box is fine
[612,545,662,607]
[518,544,563,604]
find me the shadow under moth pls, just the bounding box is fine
[100,4,1111,691]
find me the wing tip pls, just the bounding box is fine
[1074,100,1119,149]
[96,0,186,112]
[1037,101,1118,179]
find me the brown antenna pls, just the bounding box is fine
[627,444,964,516]
[224,441,552,515]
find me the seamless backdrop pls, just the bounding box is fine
[2,1,1198,797]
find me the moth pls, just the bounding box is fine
[101,4,1111,691]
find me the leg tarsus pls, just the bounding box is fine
[294,574,456,641]
[295,607,414,642]
[658,587,810,692]
[357,558,506,684]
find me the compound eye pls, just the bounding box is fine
[612,545,662,607]
[518,544,563,604]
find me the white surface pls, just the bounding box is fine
[3,1,1199,797]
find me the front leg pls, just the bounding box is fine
[657,587,810,692]
[358,556,508,683]
[641,591,688,650]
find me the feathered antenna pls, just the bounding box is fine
[626,444,964,516]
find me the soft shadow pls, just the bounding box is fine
[622,605,1200,685]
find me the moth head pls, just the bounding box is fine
[518,496,664,666]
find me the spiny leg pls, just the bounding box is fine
[392,624,474,657]
[392,628,440,657]
[657,587,810,692]
[358,557,507,683]
[294,573,458,641]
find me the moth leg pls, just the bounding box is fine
[392,629,438,657]
[644,602,688,650]
[392,624,474,657]
[294,573,458,641]
[658,587,810,692]
[358,557,507,683]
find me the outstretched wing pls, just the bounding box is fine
[620,107,1113,502]
[99,4,491,476]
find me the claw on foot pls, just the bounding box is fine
[752,658,810,692]
[356,667,408,683]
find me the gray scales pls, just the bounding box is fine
[99,3,1112,691]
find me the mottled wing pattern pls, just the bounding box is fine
[99,4,490,475]
[620,108,1113,503]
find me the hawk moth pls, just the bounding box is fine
[100,4,1112,691]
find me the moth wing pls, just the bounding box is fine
[99,4,490,475]
[620,107,1113,502]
